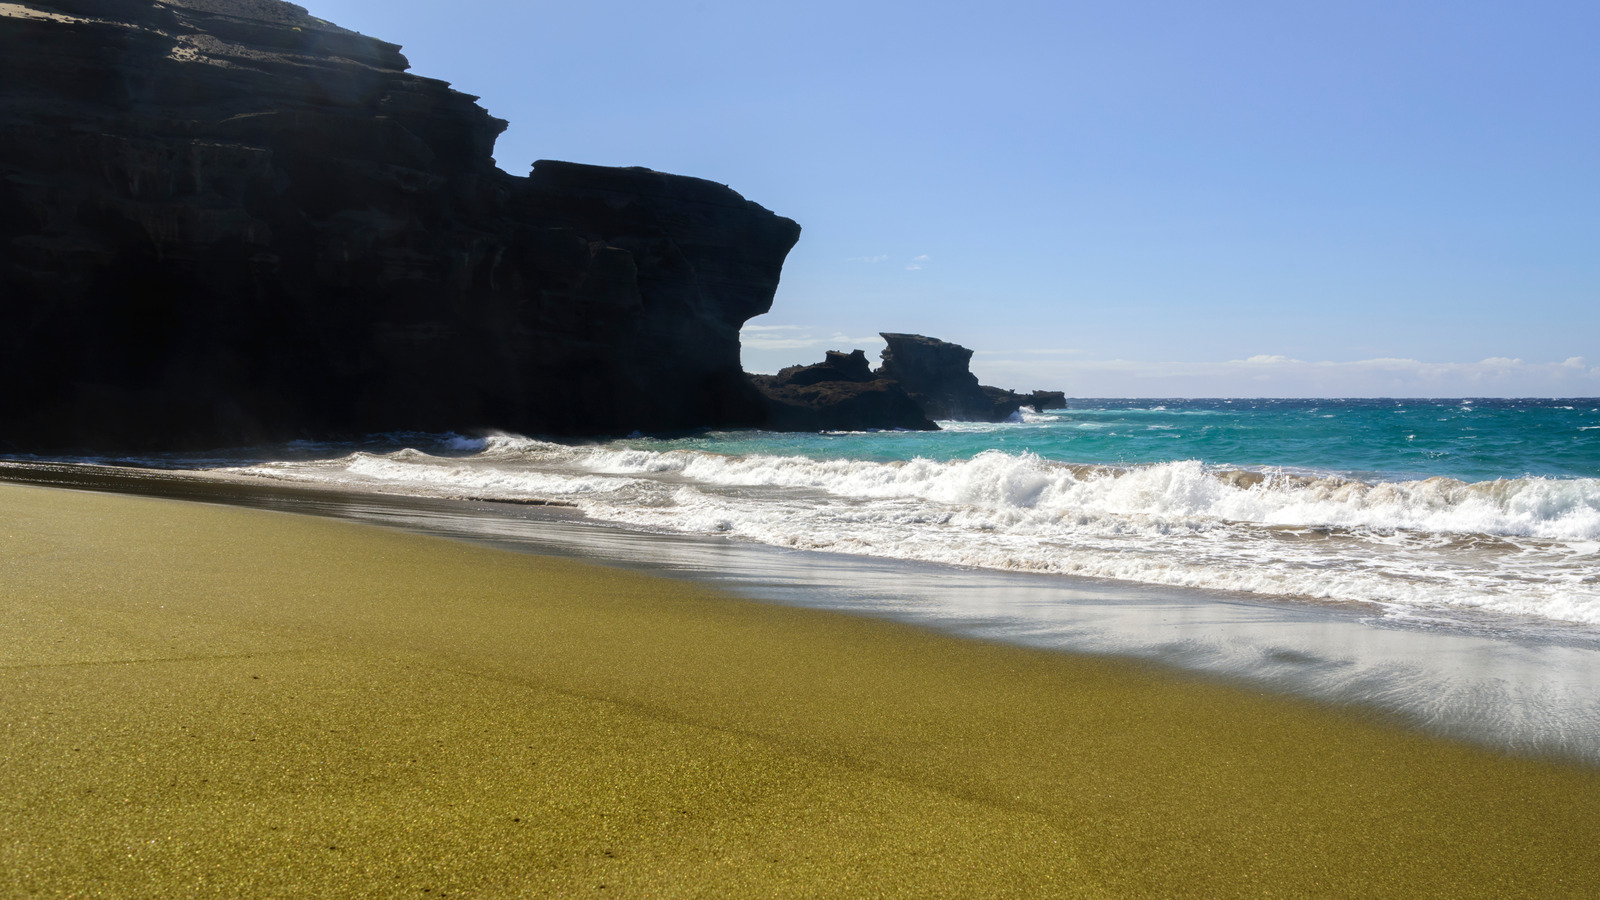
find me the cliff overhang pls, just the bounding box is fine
[0,0,801,451]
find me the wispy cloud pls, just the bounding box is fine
[741,328,886,351]
[847,254,889,263]
[905,253,930,271]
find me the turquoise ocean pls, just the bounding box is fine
[213,398,1600,630]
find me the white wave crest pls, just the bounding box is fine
[579,448,1600,542]
[224,440,1600,625]
[233,448,627,498]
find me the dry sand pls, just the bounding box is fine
[2,482,1597,897]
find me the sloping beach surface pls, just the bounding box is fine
[4,483,1598,897]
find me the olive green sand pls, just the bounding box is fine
[3,484,1598,898]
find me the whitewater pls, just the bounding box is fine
[217,398,1600,629]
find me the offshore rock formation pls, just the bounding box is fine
[877,333,1057,422]
[1025,390,1067,412]
[749,336,1065,430]
[749,350,936,432]
[0,0,799,451]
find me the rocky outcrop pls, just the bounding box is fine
[750,350,935,432]
[877,333,1054,421]
[772,350,876,387]
[751,336,1065,431]
[0,0,799,451]
[1025,390,1067,411]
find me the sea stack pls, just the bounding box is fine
[877,333,1053,421]
[0,0,800,451]
[749,335,1064,428]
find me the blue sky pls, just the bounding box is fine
[311,0,1598,396]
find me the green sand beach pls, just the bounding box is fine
[3,482,1598,897]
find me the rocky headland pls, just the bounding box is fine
[0,0,1061,450]
[0,0,799,450]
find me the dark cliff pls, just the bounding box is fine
[878,333,1049,422]
[749,350,936,432]
[0,0,800,451]
[1025,390,1067,411]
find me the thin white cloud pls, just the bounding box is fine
[905,265,922,271]
[741,335,833,350]
[912,254,930,261]
[741,329,886,351]
[847,254,889,263]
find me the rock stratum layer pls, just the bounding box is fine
[0,0,800,451]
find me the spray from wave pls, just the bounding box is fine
[430,434,1600,542]
[228,434,1600,625]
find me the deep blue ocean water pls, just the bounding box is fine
[636,398,1600,483]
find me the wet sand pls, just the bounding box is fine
[3,482,1599,897]
[10,458,1597,762]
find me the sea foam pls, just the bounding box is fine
[577,446,1600,542]
[227,437,1600,625]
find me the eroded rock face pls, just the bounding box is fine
[0,0,800,450]
[750,350,935,432]
[877,333,1046,421]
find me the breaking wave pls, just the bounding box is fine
[444,435,1600,542]
[229,434,1600,625]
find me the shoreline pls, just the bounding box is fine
[6,459,1600,764]
[4,481,1600,895]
